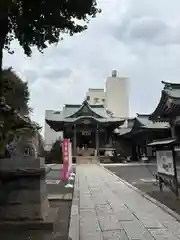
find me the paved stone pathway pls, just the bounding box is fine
[69,164,180,240]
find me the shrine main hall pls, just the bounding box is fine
[45,100,124,156]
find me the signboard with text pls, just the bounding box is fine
[148,139,179,197]
[62,139,72,181]
[156,148,178,197]
[156,150,175,176]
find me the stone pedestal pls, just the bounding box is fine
[0,157,54,229]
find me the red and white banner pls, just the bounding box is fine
[62,139,72,180]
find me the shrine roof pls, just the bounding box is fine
[63,103,110,118]
[148,138,176,146]
[117,114,169,137]
[149,81,180,121]
[136,113,169,129]
[45,100,124,131]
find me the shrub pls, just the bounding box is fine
[45,140,63,164]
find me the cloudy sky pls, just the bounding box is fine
[3,0,180,131]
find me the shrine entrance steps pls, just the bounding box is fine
[76,147,95,157]
[76,156,99,164]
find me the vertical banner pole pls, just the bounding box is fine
[64,139,74,188]
[68,140,72,176]
[63,139,69,181]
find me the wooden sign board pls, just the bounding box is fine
[148,139,179,197]
[156,150,175,176]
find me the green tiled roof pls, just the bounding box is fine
[149,81,180,120]
[64,103,110,118]
[46,100,124,131]
[63,106,79,117]
[47,103,114,121]
[163,81,180,99]
[117,114,169,137]
[136,114,169,129]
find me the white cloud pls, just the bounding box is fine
[2,0,180,131]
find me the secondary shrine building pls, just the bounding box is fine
[46,100,124,156]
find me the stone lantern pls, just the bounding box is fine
[0,100,54,229]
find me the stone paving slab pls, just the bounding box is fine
[68,164,180,240]
[102,229,129,240]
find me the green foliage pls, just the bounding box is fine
[0,0,100,56]
[45,140,63,164]
[2,67,30,114]
[0,68,31,157]
[31,121,42,131]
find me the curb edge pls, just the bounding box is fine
[68,171,79,240]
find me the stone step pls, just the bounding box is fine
[77,148,96,157]
[76,156,99,164]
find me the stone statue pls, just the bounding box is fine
[7,126,41,159]
[0,98,42,159]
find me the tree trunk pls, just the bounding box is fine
[0,37,4,98]
[0,6,8,97]
[0,7,8,158]
[0,37,5,158]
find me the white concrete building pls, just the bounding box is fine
[105,70,129,118]
[44,110,63,151]
[86,88,105,105]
